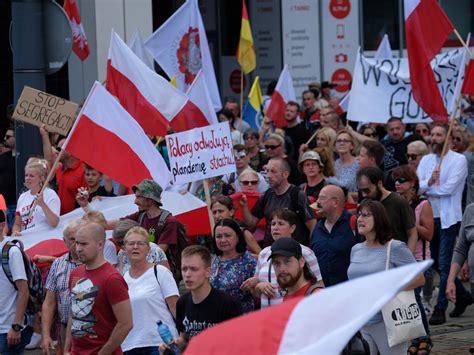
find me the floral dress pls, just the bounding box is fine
[210,251,257,313]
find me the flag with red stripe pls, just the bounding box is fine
[462,60,474,96]
[266,65,296,129]
[186,260,431,354]
[63,82,171,189]
[404,0,453,122]
[106,31,210,137]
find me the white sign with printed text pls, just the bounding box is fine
[166,122,236,184]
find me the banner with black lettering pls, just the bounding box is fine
[166,122,236,184]
[347,48,465,124]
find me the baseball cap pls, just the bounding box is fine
[132,179,163,205]
[298,150,325,168]
[267,238,302,260]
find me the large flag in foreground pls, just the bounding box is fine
[462,60,474,96]
[242,76,264,129]
[7,194,211,257]
[145,0,222,110]
[107,31,209,136]
[63,0,90,61]
[236,0,256,74]
[63,82,171,189]
[266,65,296,128]
[186,260,431,354]
[404,0,453,122]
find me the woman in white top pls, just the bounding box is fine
[12,159,60,235]
[122,227,179,355]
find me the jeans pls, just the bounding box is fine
[433,219,469,311]
[124,346,160,355]
[0,325,33,355]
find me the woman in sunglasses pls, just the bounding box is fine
[451,126,471,154]
[121,226,179,354]
[406,140,429,171]
[392,165,434,354]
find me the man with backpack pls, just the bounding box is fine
[109,179,186,281]
[0,211,33,354]
[241,157,316,247]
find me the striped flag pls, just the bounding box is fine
[63,82,171,189]
[266,65,296,128]
[236,0,256,74]
[242,76,263,129]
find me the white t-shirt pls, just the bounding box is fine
[16,187,61,230]
[0,240,27,333]
[122,265,179,351]
[103,240,118,265]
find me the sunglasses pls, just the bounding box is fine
[264,144,280,150]
[452,136,462,142]
[416,129,429,134]
[395,177,409,184]
[336,139,351,144]
[241,180,259,186]
[406,153,420,160]
[364,133,376,138]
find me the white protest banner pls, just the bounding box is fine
[166,122,236,184]
[348,48,465,124]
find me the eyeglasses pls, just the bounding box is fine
[241,180,259,186]
[265,144,281,150]
[357,212,373,218]
[416,129,429,134]
[125,240,148,247]
[336,139,351,144]
[395,177,409,184]
[406,153,420,161]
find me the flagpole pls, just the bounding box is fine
[202,179,215,232]
[239,70,244,132]
[437,93,463,169]
[454,29,473,57]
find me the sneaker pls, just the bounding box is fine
[449,293,473,318]
[25,332,41,350]
[429,308,446,325]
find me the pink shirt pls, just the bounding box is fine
[413,199,431,261]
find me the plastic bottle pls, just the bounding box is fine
[157,321,179,354]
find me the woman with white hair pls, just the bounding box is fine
[407,140,429,171]
[12,159,60,235]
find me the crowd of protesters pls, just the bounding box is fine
[2,87,474,355]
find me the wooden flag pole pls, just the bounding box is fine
[305,131,318,146]
[453,29,472,57]
[203,179,215,232]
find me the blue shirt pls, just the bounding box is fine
[310,210,360,286]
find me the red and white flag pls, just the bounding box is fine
[186,70,219,128]
[63,0,90,61]
[144,0,222,111]
[404,0,453,122]
[63,81,171,189]
[106,31,210,136]
[129,30,154,70]
[266,65,296,128]
[186,260,431,354]
[462,60,474,96]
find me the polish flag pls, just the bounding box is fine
[128,30,154,70]
[185,70,219,128]
[63,81,171,190]
[63,0,90,61]
[266,65,296,128]
[404,0,453,122]
[106,31,210,137]
[186,260,431,354]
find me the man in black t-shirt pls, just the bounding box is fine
[283,101,309,162]
[162,246,242,351]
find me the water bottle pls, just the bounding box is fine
[157,320,179,354]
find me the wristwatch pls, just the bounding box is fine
[11,323,23,332]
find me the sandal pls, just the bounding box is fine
[417,339,433,355]
[407,341,419,355]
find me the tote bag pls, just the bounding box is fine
[381,240,426,347]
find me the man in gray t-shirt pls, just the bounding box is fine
[241,157,316,247]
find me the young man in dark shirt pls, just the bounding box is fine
[162,246,242,352]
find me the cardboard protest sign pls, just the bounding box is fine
[166,122,236,184]
[348,48,465,124]
[13,86,78,135]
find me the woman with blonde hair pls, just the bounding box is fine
[12,159,60,235]
[334,129,359,192]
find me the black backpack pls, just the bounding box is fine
[139,210,188,282]
[1,239,45,317]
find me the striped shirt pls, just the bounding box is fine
[256,241,321,308]
[44,253,81,323]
